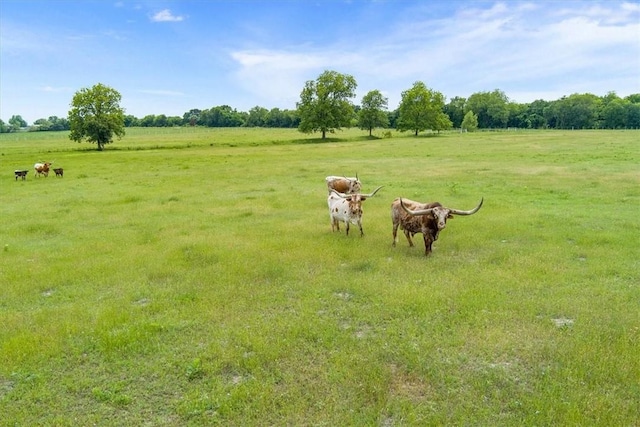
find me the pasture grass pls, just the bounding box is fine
[1,127,639,425]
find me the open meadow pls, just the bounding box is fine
[1,127,638,425]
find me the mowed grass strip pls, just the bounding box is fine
[0,128,638,425]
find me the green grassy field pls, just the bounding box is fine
[1,128,638,425]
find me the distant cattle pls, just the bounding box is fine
[391,197,484,256]
[34,162,52,177]
[328,186,383,236]
[14,170,28,181]
[325,175,362,194]
[53,168,64,177]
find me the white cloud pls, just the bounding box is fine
[138,89,185,96]
[39,86,73,93]
[228,1,640,108]
[150,9,185,22]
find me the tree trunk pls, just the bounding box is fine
[322,130,326,139]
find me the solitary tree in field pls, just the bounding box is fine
[396,81,451,135]
[358,90,389,136]
[297,70,357,139]
[461,110,478,132]
[68,83,125,151]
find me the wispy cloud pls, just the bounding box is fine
[150,9,185,23]
[228,1,640,107]
[39,86,73,93]
[138,89,185,96]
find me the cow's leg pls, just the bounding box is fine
[345,222,350,236]
[358,220,364,237]
[404,230,414,247]
[423,235,433,256]
[392,222,399,246]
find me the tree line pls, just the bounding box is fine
[2,73,639,135]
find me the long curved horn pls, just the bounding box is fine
[330,189,349,198]
[362,186,383,198]
[449,198,484,215]
[400,198,434,216]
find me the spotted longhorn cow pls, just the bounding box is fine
[325,175,362,194]
[34,162,52,178]
[328,186,383,236]
[391,197,483,256]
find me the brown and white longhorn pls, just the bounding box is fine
[391,197,483,256]
[325,175,362,194]
[34,161,52,177]
[328,186,383,236]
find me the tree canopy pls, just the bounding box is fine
[297,70,357,139]
[465,90,509,129]
[396,81,451,135]
[461,111,478,132]
[358,90,389,136]
[68,83,125,151]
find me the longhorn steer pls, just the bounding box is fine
[325,175,362,194]
[328,186,383,236]
[391,197,483,256]
[34,162,52,177]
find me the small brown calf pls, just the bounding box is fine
[54,168,64,177]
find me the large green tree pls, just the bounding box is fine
[297,70,357,139]
[465,90,509,129]
[544,93,600,129]
[527,99,550,129]
[396,81,451,135]
[358,89,389,136]
[246,106,269,127]
[601,97,628,129]
[199,105,246,127]
[68,83,125,151]
[444,96,466,128]
[9,115,27,131]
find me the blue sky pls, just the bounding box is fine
[1,0,639,124]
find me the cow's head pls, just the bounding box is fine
[344,195,364,218]
[400,198,484,230]
[348,178,362,193]
[331,185,383,212]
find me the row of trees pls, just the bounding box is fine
[443,90,640,130]
[2,71,639,141]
